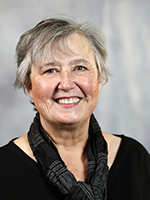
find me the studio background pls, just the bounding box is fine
[0,0,150,152]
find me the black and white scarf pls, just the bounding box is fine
[28,113,108,199]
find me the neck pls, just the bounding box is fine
[40,115,90,181]
[40,115,90,150]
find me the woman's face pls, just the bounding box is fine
[28,33,102,128]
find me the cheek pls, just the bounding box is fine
[31,79,53,102]
[80,76,100,98]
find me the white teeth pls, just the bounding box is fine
[57,98,80,104]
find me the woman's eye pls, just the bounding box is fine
[45,69,57,73]
[75,66,86,71]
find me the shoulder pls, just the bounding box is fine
[0,137,38,179]
[0,140,14,158]
[119,134,150,166]
[111,134,150,172]
[118,134,149,157]
[107,135,150,199]
[102,132,150,169]
[0,140,20,173]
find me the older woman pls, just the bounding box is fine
[0,17,149,200]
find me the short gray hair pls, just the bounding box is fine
[14,17,110,92]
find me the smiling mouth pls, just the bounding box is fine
[56,98,81,104]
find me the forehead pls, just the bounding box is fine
[35,33,95,67]
[65,33,94,53]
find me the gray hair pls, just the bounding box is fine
[14,17,110,92]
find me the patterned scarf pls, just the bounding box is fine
[28,113,108,199]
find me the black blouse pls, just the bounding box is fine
[0,135,150,200]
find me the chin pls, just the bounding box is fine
[56,112,91,127]
[58,117,79,125]
[54,112,82,125]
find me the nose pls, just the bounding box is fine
[58,70,75,91]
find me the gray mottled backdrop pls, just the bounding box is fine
[0,0,150,152]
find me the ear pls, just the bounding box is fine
[98,75,102,91]
[25,65,34,99]
[25,80,33,99]
[27,88,34,100]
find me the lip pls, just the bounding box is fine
[54,96,82,106]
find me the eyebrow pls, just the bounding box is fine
[69,59,91,66]
[39,61,60,70]
[39,59,91,70]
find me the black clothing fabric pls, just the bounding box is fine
[0,135,150,200]
[28,113,108,200]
